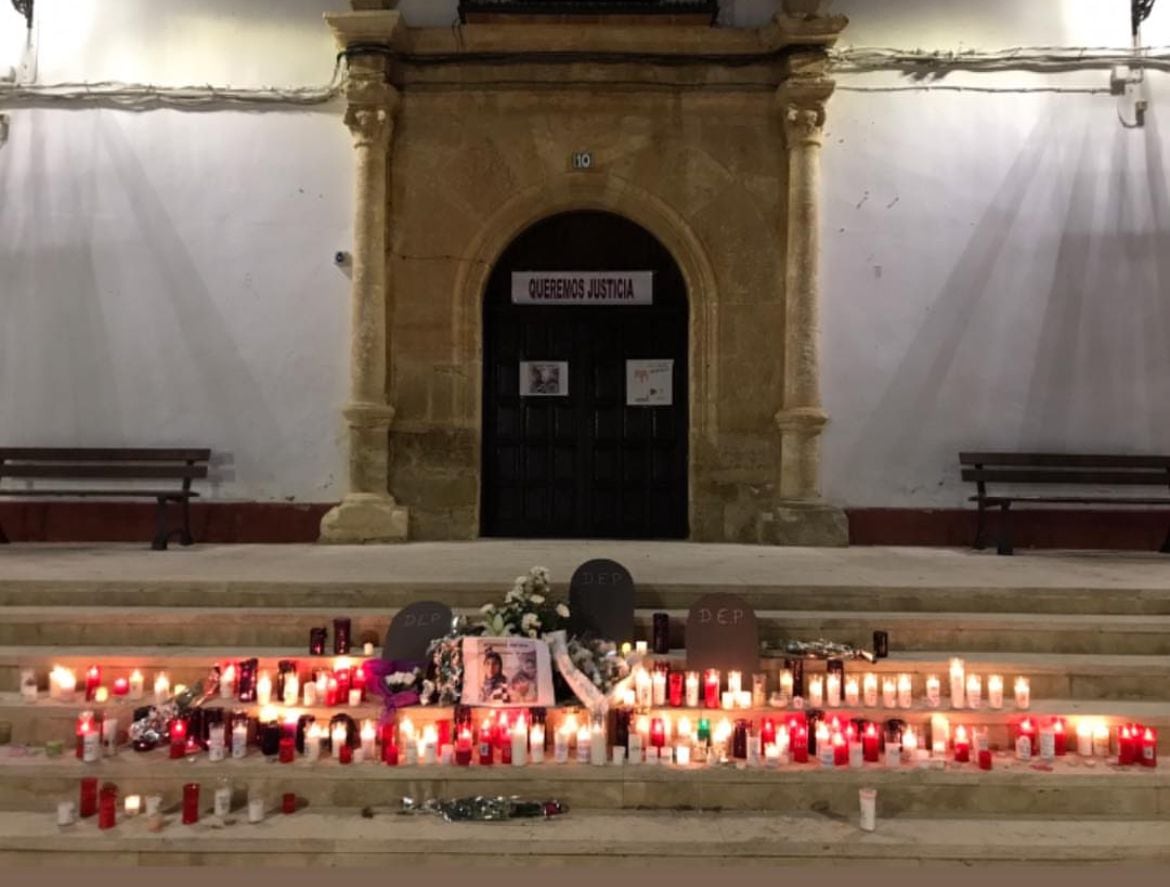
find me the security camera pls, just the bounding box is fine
[334,250,350,266]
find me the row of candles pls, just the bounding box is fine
[59,777,294,829]
[36,658,376,710]
[72,701,1158,771]
[625,659,1031,711]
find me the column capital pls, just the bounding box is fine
[782,105,825,148]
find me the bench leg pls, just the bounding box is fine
[996,502,1014,556]
[1161,525,1170,554]
[152,497,170,551]
[180,496,194,546]
[0,520,8,544]
[973,502,987,550]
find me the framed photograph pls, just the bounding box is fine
[460,636,555,707]
[519,360,568,397]
[626,358,673,406]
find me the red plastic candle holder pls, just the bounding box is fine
[79,777,98,819]
[1140,727,1157,767]
[862,723,880,763]
[703,669,720,709]
[182,783,200,825]
[282,792,297,815]
[1119,726,1136,766]
[85,666,101,702]
[98,783,117,830]
[112,677,129,698]
[279,736,295,764]
[169,718,188,759]
[668,672,684,707]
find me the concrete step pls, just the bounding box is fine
[3,808,1170,866]
[4,647,1169,701]
[0,749,1165,818]
[3,694,1168,751]
[4,606,1170,655]
[6,577,1170,616]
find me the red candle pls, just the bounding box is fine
[761,717,777,746]
[1053,720,1071,758]
[455,727,473,766]
[381,723,399,766]
[500,737,513,765]
[650,718,666,749]
[495,712,510,748]
[85,666,101,702]
[112,677,129,698]
[862,723,880,763]
[339,743,353,765]
[703,669,721,709]
[668,671,684,707]
[791,725,809,763]
[98,783,117,830]
[75,712,95,760]
[79,777,99,819]
[1139,727,1157,768]
[279,736,295,764]
[437,720,452,749]
[325,677,339,707]
[831,731,848,767]
[335,667,351,702]
[1119,725,1136,766]
[954,725,971,763]
[477,719,494,765]
[182,783,200,825]
[169,718,188,759]
[978,748,993,770]
[282,792,297,815]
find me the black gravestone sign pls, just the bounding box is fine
[382,601,453,662]
[569,558,635,644]
[685,592,759,678]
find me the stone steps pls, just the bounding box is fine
[4,809,1169,866]
[4,647,1168,700]
[6,578,1170,616]
[5,606,1170,655]
[0,751,1165,818]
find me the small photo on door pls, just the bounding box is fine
[520,361,569,397]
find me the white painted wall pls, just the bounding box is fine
[2,0,1167,511]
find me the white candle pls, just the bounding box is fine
[988,675,1004,710]
[232,721,248,759]
[862,673,878,708]
[949,659,965,709]
[902,726,918,758]
[1076,720,1093,757]
[966,674,982,709]
[628,731,643,764]
[214,783,232,817]
[247,797,264,824]
[925,675,941,708]
[1039,725,1055,762]
[421,725,438,764]
[780,670,794,705]
[522,723,541,764]
[676,743,692,766]
[721,691,736,710]
[590,724,606,766]
[20,669,38,701]
[124,795,141,817]
[256,672,273,706]
[554,726,570,763]
[634,641,648,655]
[849,740,863,768]
[348,688,362,707]
[304,723,322,762]
[1092,722,1110,757]
[611,746,626,765]
[399,716,416,749]
[816,725,833,767]
[101,717,118,756]
[360,720,376,761]
[331,723,347,760]
[826,673,841,708]
[808,675,824,708]
[208,723,226,762]
[930,713,950,750]
[736,690,752,710]
[283,673,300,707]
[752,673,767,708]
[363,642,375,656]
[153,672,170,706]
[509,720,527,766]
[685,672,700,707]
[57,801,76,827]
[727,671,742,696]
[859,788,877,832]
[576,727,590,764]
[1014,677,1030,710]
[303,681,318,706]
[634,667,652,708]
[128,669,144,701]
[747,735,761,767]
[844,676,860,707]
[881,677,897,709]
[897,674,913,709]
[1015,732,1032,761]
[763,742,780,768]
[651,671,667,707]
[82,728,101,763]
[220,663,236,699]
[885,742,901,768]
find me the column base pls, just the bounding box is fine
[318,494,409,544]
[760,500,849,547]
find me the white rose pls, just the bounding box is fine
[556,603,570,618]
[480,603,494,614]
[529,593,545,604]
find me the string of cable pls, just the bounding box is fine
[0,58,345,110]
[830,45,1170,76]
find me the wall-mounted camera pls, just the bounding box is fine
[334,250,350,266]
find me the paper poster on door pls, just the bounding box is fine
[626,359,673,406]
[520,361,568,397]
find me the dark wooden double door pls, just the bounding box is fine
[482,212,688,539]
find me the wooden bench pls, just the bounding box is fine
[960,452,1170,555]
[0,448,210,550]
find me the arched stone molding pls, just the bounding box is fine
[450,173,720,536]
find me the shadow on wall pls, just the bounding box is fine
[849,103,1170,492]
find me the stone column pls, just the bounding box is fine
[320,59,409,543]
[765,89,847,546]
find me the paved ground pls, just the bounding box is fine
[0,542,1167,589]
